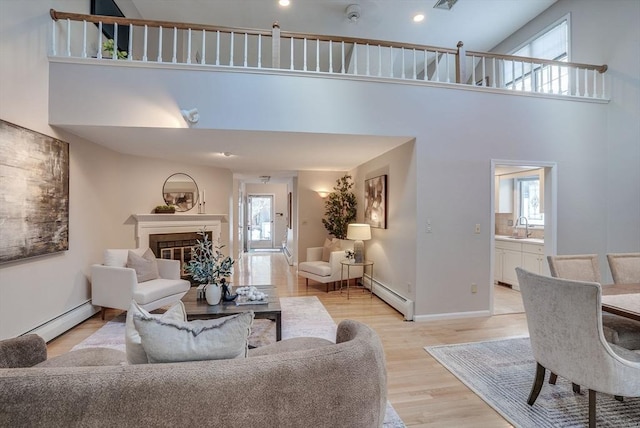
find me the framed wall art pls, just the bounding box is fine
[0,120,69,263]
[364,175,387,229]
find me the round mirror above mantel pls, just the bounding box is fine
[162,173,199,212]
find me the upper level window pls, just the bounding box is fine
[504,18,569,94]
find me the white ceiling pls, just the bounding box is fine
[65,0,557,180]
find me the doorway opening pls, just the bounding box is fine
[490,160,557,315]
[247,194,275,250]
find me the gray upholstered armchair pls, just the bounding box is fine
[547,254,640,351]
[515,268,640,428]
[607,252,640,284]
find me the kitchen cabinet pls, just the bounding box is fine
[503,249,523,290]
[494,176,514,213]
[495,238,545,291]
[494,246,504,283]
[522,243,547,277]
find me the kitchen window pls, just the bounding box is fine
[504,17,569,94]
[517,176,544,226]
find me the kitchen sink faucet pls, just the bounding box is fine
[515,216,531,238]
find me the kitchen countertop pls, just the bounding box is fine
[496,235,544,244]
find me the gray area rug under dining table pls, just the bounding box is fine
[425,337,640,427]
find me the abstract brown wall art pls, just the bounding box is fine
[0,121,69,263]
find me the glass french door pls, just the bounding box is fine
[247,195,274,250]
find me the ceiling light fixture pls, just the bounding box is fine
[278,0,290,6]
[259,175,271,184]
[413,14,425,22]
[346,4,361,23]
[433,0,458,11]
[180,108,199,124]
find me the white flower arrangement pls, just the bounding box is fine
[345,249,356,262]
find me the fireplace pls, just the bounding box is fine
[131,213,227,283]
[149,231,212,282]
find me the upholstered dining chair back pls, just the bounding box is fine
[606,252,640,284]
[515,268,640,398]
[546,254,601,283]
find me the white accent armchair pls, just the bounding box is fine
[298,243,363,292]
[91,249,190,319]
[515,268,640,428]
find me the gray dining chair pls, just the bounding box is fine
[607,252,640,284]
[548,254,640,351]
[516,268,640,428]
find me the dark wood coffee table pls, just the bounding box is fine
[182,285,282,340]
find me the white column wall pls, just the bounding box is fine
[0,0,233,339]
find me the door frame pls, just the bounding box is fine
[246,193,276,250]
[490,159,558,315]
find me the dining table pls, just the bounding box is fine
[601,283,640,322]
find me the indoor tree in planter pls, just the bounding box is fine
[322,174,357,239]
[184,228,235,305]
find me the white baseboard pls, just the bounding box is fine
[365,275,414,321]
[26,301,99,342]
[413,310,491,322]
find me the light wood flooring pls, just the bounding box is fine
[47,252,529,427]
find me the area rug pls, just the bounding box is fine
[425,337,640,428]
[72,296,404,427]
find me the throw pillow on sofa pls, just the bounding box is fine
[322,238,341,262]
[126,248,160,283]
[125,300,187,364]
[133,311,254,363]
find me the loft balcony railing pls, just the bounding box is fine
[49,9,608,100]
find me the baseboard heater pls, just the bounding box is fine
[23,301,98,342]
[363,274,414,321]
[283,245,294,266]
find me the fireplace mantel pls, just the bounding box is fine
[132,214,228,249]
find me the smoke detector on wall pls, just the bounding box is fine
[346,4,361,23]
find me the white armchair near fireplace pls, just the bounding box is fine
[91,248,190,319]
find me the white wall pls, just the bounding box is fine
[0,0,232,339]
[352,141,417,301]
[491,0,640,272]
[296,171,347,263]
[48,59,621,318]
[3,0,637,330]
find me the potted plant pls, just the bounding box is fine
[184,229,235,305]
[154,205,176,214]
[102,39,128,59]
[322,174,357,239]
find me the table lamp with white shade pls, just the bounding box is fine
[347,223,371,263]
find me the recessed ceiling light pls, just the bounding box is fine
[413,14,425,23]
[279,0,290,6]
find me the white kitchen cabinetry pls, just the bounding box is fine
[494,176,514,213]
[522,243,546,278]
[494,246,504,283]
[495,238,545,291]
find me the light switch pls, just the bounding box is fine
[475,224,481,234]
